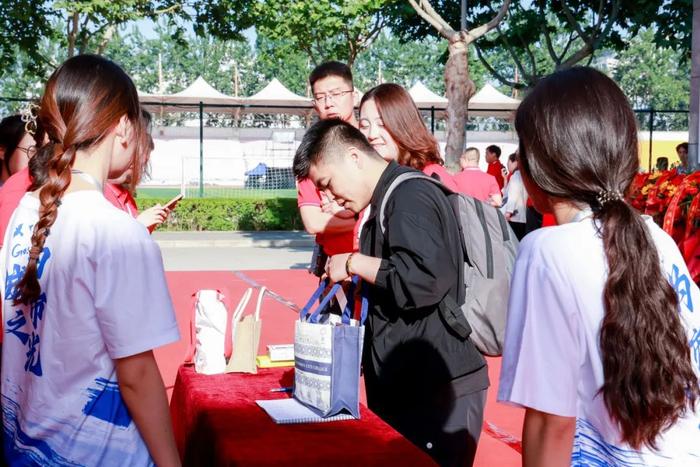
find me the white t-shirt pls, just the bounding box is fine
[500,171,527,223]
[0,190,180,466]
[498,216,700,465]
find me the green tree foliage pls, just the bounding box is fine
[189,0,255,42]
[103,23,260,96]
[54,0,178,55]
[653,0,692,60]
[0,0,192,106]
[614,28,690,130]
[0,0,247,70]
[0,0,55,76]
[355,33,443,92]
[250,0,387,66]
[253,36,311,96]
[385,0,684,89]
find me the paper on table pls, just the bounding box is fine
[256,398,357,425]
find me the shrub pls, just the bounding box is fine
[136,197,303,231]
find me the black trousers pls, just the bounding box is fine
[366,365,488,466]
[525,205,543,234]
[508,221,527,241]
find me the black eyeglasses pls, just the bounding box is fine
[312,89,353,104]
[16,146,37,157]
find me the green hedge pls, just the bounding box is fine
[136,197,303,231]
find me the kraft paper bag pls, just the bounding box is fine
[226,287,265,374]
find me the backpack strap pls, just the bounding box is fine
[438,294,472,340]
[497,207,511,242]
[378,171,451,235]
[472,199,494,279]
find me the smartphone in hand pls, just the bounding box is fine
[164,193,184,210]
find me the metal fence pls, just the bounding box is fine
[1,97,690,197]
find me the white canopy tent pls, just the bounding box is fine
[408,81,449,108]
[243,78,312,114]
[139,76,241,113]
[139,76,518,119]
[468,84,520,118]
[140,77,314,116]
[407,81,519,118]
[170,76,236,102]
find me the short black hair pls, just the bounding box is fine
[486,144,501,158]
[0,115,26,173]
[309,61,353,92]
[293,119,377,179]
[676,142,688,152]
[508,152,518,163]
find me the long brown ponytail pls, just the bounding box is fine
[15,55,142,305]
[515,67,698,449]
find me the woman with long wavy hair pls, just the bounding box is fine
[498,67,700,465]
[1,55,181,466]
[358,83,459,191]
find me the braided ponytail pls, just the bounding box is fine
[13,54,142,305]
[15,144,75,304]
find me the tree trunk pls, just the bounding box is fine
[444,35,475,170]
[689,0,700,171]
[96,25,116,55]
[67,13,79,57]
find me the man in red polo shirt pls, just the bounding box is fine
[0,167,32,248]
[297,61,360,273]
[485,144,506,190]
[453,147,502,206]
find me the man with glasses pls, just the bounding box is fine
[0,115,36,185]
[298,62,360,276]
[310,63,358,125]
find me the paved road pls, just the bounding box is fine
[153,231,315,271]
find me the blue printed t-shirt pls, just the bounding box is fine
[0,190,180,466]
[498,215,700,465]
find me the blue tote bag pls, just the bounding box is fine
[293,277,368,418]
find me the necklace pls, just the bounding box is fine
[71,169,103,193]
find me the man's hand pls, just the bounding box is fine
[326,253,352,283]
[327,253,382,285]
[321,198,345,215]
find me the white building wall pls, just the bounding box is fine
[143,126,687,186]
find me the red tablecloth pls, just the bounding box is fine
[170,365,436,466]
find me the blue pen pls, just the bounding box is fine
[269,386,293,393]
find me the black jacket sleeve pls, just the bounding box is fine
[373,182,457,310]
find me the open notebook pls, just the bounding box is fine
[256,398,357,425]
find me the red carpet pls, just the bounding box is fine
[157,269,522,467]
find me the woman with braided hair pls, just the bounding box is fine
[498,67,700,465]
[0,55,180,466]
